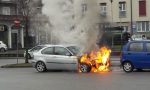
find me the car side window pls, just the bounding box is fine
[146,43,150,52]
[54,47,71,56]
[128,43,143,52]
[41,47,54,55]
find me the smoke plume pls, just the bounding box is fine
[42,0,101,52]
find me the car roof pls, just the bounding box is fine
[129,40,150,43]
[38,44,78,48]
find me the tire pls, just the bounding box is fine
[122,62,134,73]
[79,63,91,73]
[36,61,47,72]
[0,48,5,52]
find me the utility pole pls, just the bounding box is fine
[25,16,29,63]
[130,0,133,35]
[110,0,114,48]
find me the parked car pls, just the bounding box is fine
[31,44,84,72]
[0,41,7,52]
[131,34,147,41]
[121,40,150,72]
[24,45,47,59]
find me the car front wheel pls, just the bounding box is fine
[79,63,91,73]
[36,61,47,72]
[123,62,134,73]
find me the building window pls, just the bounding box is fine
[2,7,10,15]
[139,0,146,16]
[81,3,87,16]
[119,2,126,17]
[137,21,149,32]
[100,3,107,17]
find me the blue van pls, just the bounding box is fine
[121,40,150,72]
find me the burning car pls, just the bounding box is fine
[31,44,111,73]
[79,47,111,73]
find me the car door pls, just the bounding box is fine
[53,46,78,70]
[40,47,58,69]
[125,42,146,68]
[144,42,150,68]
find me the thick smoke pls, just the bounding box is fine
[42,0,101,52]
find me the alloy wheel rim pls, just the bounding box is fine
[37,62,45,72]
[124,63,132,71]
[80,64,87,72]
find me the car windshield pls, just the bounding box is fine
[67,46,80,55]
[30,45,45,52]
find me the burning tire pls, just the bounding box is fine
[79,63,91,73]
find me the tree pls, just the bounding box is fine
[16,0,41,63]
[16,0,51,63]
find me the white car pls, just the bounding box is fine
[24,45,47,59]
[31,44,83,72]
[0,41,7,52]
[131,34,147,41]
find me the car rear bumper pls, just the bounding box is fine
[31,60,37,68]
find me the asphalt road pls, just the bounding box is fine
[0,67,150,90]
[0,57,150,90]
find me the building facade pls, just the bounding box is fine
[98,0,150,38]
[0,0,24,49]
[0,0,42,49]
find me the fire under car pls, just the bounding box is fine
[31,44,111,72]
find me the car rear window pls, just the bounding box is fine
[30,45,45,52]
[128,42,143,52]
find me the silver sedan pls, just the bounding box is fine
[31,45,81,72]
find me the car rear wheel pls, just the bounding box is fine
[79,63,91,73]
[36,61,47,72]
[123,62,134,73]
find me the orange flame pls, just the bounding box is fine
[80,46,111,72]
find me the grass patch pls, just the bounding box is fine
[1,63,32,68]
